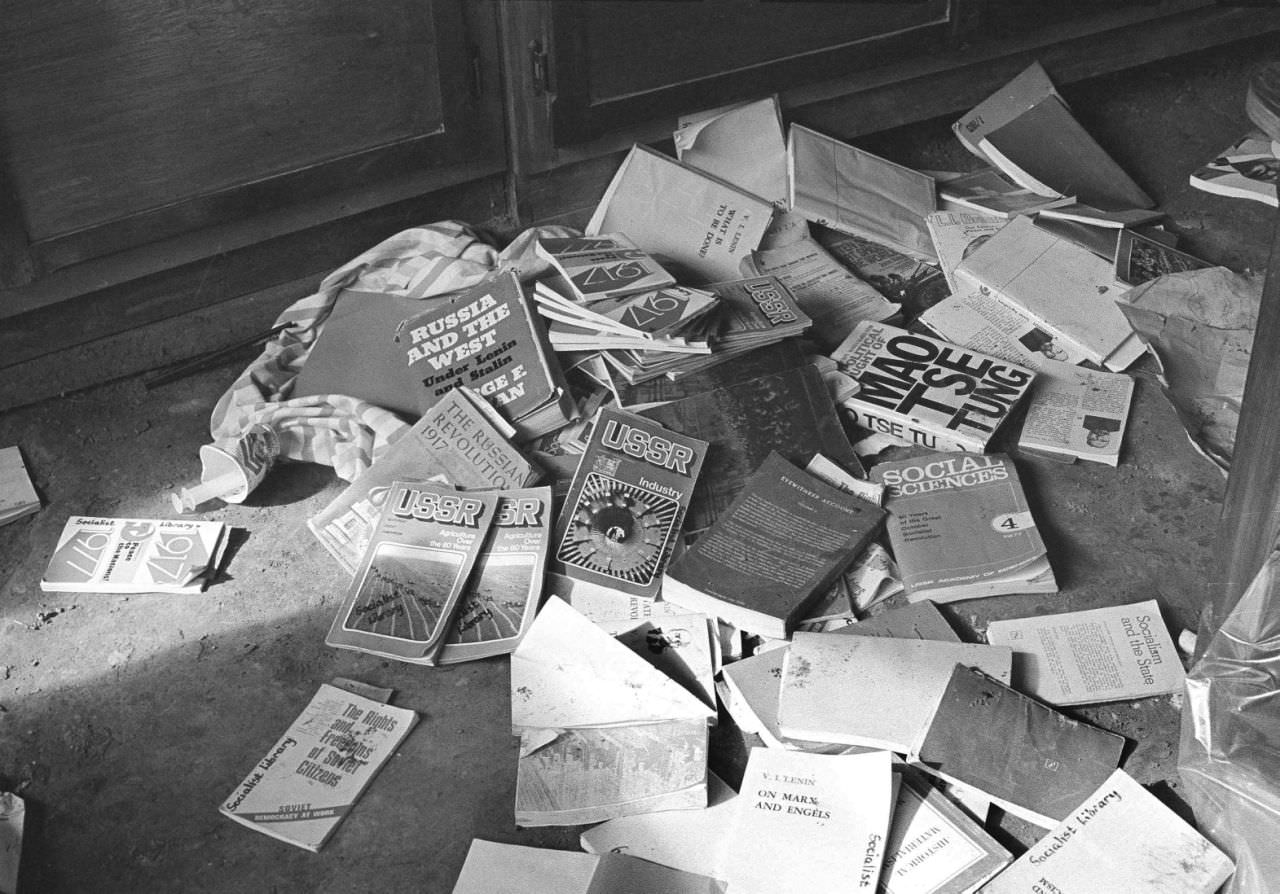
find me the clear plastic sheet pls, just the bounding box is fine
[1179,549,1280,894]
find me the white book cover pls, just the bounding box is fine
[721,748,895,894]
[674,96,788,205]
[985,599,1183,705]
[1017,361,1135,467]
[980,769,1233,894]
[587,143,775,283]
[953,214,1145,371]
[452,839,725,894]
[598,612,719,710]
[219,683,417,852]
[40,515,230,594]
[778,632,1013,753]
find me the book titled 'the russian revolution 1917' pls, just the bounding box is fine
[325,481,499,665]
[831,320,1035,453]
[871,452,1057,603]
[219,682,417,852]
[548,406,708,602]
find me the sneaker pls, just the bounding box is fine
[1246,59,1280,144]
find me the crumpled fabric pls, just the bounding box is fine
[209,220,574,481]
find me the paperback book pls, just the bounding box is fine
[535,233,676,303]
[1016,360,1135,467]
[662,452,886,639]
[396,270,577,440]
[219,682,418,851]
[40,516,230,594]
[309,386,541,573]
[1114,227,1212,286]
[984,598,1184,705]
[674,95,788,204]
[910,664,1125,828]
[830,320,1036,453]
[936,167,1076,219]
[324,481,500,664]
[548,406,708,602]
[435,487,554,665]
[871,452,1057,603]
[923,210,1005,295]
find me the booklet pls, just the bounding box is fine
[40,516,230,594]
[985,598,1184,705]
[1017,360,1135,467]
[452,839,724,894]
[535,233,676,304]
[674,95,789,204]
[219,682,417,852]
[324,482,499,665]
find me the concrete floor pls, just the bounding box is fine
[1,35,1277,894]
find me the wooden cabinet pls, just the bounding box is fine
[2,0,1279,410]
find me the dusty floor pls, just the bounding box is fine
[1,36,1278,894]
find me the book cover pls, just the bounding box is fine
[953,214,1145,371]
[1188,130,1279,208]
[587,143,776,283]
[674,95,789,204]
[777,632,1013,753]
[0,445,40,526]
[434,487,553,666]
[981,769,1233,894]
[219,683,417,852]
[831,320,1036,454]
[721,748,895,894]
[397,270,576,440]
[788,123,938,262]
[923,210,1006,295]
[832,600,960,642]
[871,452,1057,603]
[704,276,810,349]
[640,362,864,534]
[879,772,1011,894]
[452,838,725,894]
[291,287,425,416]
[985,598,1184,705]
[910,664,1126,829]
[535,233,676,304]
[40,516,230,594]
[308,387,541,573]
[662,452,887,640]
[598,612,718,710]
[952,61,1061,159]
[324,481,500,664]
[548,406,707,601]
[1016,360,1135,467]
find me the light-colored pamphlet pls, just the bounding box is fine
[985,599,1183,705]
[788,124,938,262]
[598,612,719,710]
[674,96,788,205]
[40,516,230,594]
[778,632,1013,753]
[452,839,725,894]
[980,769,1233,894]
[924,210,1006,294]
[721,748,895,894]
[587,144,776,283]
[219,683,417,851]
[1017,360,1135,466]
[881,773,1011,894]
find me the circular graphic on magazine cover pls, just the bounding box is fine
[557,473,679,585]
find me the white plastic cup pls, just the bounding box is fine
[171,424,281,513]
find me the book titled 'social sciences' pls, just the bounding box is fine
[831,320,1035,453]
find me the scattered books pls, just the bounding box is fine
[509,596,714,826]
[1188,130,1279,209]
[452,838,723,894]
[720,747,894,894]
[881,770,1011,894]
[396,270,578,440]
[953,61,1153,211]
[984,598,1184,705]
[547,406,707,602]
[953,212,1145,372]
[535,233,676,303]
[1017,360,1135,467]
[308,387,541,573]
[40,516,230,594]
[909,664,1125,828]
[588,143,776,283]
[777,632,1013,754]
[219,681,417,851]
[0,446,39,527]
[435,487,554,665]
[871,452,1057,603]
[788,123,938,262]
[830,320,1036,454]
[324,481,500,665]
[662,452,886,639]
[980,769,1233,894]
